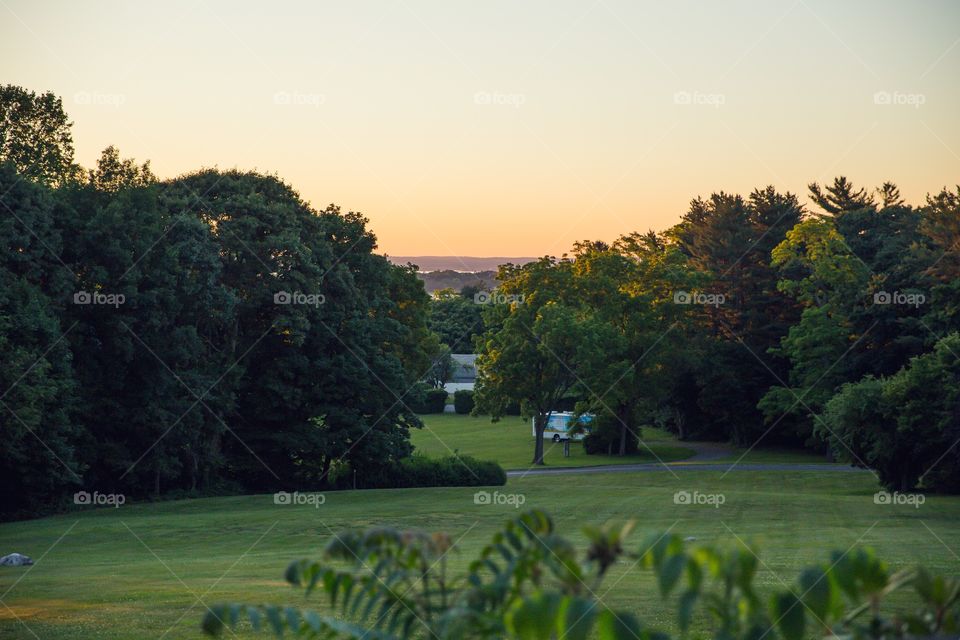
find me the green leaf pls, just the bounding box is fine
[201,606,225,636]
[505,592,562,639]
[556,596,596,640]
[678,590,698,632]
[658,553,686,597]
[595,610,643,640]
[264,605,284,635]
[798,568,834,622]
[771,592,805,640]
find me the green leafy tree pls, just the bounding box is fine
[0,163,81,514]
[0,85,76,185]
[429,288,485,352]
[821,333,960,492]
[475,259,610,465]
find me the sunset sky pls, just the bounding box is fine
[2,0,959,257]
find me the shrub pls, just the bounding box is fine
[334,455,505,490]
[407,383,448,413]
[453,389,474,414]
[820,333,960,493]
[423,388,449,413]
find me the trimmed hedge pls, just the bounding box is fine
[337,455,506,490]
[453,389,475,414]
[408,383,449,413]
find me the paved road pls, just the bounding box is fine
[506,461,867,478]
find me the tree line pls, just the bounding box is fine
[471,182,960,493]
[1,85,444,517]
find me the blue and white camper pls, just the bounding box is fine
[532,412,594,442]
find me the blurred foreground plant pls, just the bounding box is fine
[203,509,959,639]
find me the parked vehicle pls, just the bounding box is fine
[532,412,594,442]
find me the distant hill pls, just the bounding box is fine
[417,270,497,294]
[387,256,536,272]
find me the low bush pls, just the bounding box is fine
[407,383,449,413]
[334,455,505,490]
[453,389,474,414]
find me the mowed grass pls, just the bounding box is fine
[412,413,832,469]
[1,471,958,639]
[412,413,696,470]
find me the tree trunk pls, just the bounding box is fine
[532,414,547,465]
[319,456,332,488]
[617,404,630,456]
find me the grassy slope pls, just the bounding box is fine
[1,470,958,638]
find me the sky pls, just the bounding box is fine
[2,0,959,258]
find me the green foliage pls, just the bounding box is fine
[334,454,505,489]
[203,510,960,639]
[0,163,81,515]
[453,389,474,414]
[429,289,485,352]
[0,86,437,514]
[0,84,76,185]
[408,384,449,413]
[583,412,640,455]
[821,333,960,492]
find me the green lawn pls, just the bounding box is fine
[412,413,697,470]
[1,471,957,638]
[411,413,833,469]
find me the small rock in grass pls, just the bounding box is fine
[0,553,34,566]
[684,536,697,542]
